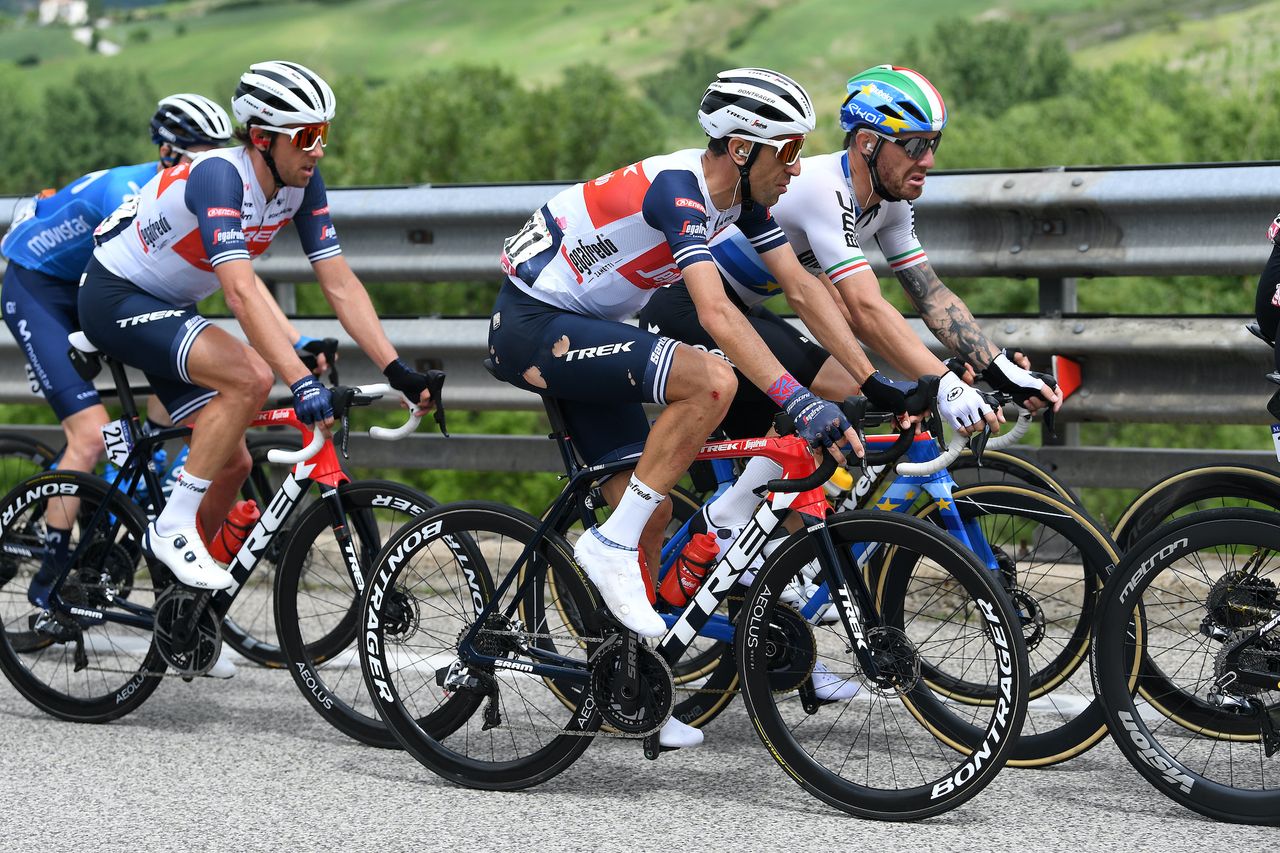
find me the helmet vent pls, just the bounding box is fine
[897,101,927,122]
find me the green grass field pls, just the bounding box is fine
[4,0,1259,97]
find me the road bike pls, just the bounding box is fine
[359,393,1031,820]
[0,332,433,749]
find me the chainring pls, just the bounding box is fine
[154,587,222,677]
[763,602,817,694]
[589,635,673,736]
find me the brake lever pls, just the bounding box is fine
[426,370,449,437]
[968,427,990,466]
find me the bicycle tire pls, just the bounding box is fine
[274,479,438,748]
[949,448,1079,503]
[737,510,1030,820]
[1113,464,1280,551]
[218,432,305,666]
[0,433,58,497]
[895,484,1121,767]
[361,501,603,790]
[0,470,166,722]
[1094,508,1280,825]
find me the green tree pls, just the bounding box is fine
[38,68,156,185]
[901,18,1071,117]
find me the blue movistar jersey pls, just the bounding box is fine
[1,162,158,282]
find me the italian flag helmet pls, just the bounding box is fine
[839,65,947,135]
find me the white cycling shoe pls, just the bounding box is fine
[204,650,237,679]
[143,522,235,591]
[575,528,666,638]
[811,661,861,701]
[658,717,704,749]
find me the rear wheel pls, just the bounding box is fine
[896,485,1122,767]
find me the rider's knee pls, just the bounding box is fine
[704,358,737,415]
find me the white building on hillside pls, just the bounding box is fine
[38,0,90,26]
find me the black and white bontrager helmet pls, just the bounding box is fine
[232,60,336,127]
[697,67,816,143]
[151,94,232,148]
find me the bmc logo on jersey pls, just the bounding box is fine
[206,207,241,219]
[674,197,706,214]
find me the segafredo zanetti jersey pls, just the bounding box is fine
[709,151,926,307]
[501,148,787,321]
[92,146,341,303]
[1,161,158,282]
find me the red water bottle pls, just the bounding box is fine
[208,499,260,564]
[659,532,720,607]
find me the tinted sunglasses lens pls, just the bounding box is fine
[293,124,329,150]
[903,135,939,159]
[779,137,804,165]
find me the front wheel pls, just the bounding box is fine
[736,511,1030,820]
[1094,509,1280,825]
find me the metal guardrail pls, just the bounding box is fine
[1,162,1277,488]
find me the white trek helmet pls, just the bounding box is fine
[232,60,336,128]
[697,67,816,143]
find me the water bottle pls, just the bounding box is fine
[208,499,261,565]
[659,531,720,608]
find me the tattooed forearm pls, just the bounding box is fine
[896,262,1000,367]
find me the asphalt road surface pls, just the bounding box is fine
[0,660,1274,853]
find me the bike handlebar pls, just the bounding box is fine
[894,408,1033,477]
[266,383,422,464]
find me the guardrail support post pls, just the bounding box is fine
[1038,276,1080,448]
[267,280,297,315]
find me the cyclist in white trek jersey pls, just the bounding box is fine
[491,68,922,749]
[80,61,438,595]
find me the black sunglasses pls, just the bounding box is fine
[870,131,942,160]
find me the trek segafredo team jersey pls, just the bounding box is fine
[1,161,158,282]
[709,151,927,308]
[501,148,788,322]
[92,146,341,304]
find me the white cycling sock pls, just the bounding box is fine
[707,456,782,529]
[596,474,665,549]
[155,470,211,536]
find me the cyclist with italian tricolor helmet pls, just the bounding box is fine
[642,65,1061,538]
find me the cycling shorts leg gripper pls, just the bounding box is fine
[1,264,101,420]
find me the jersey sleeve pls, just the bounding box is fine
[294,168,342,263]
[184,157,250,267]
[734,201,788,256]
[640,170,714,270]
[873,201,927,273]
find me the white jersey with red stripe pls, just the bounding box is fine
[501,148,786,322]
[92,146,341,304]
[708,150,926,307]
